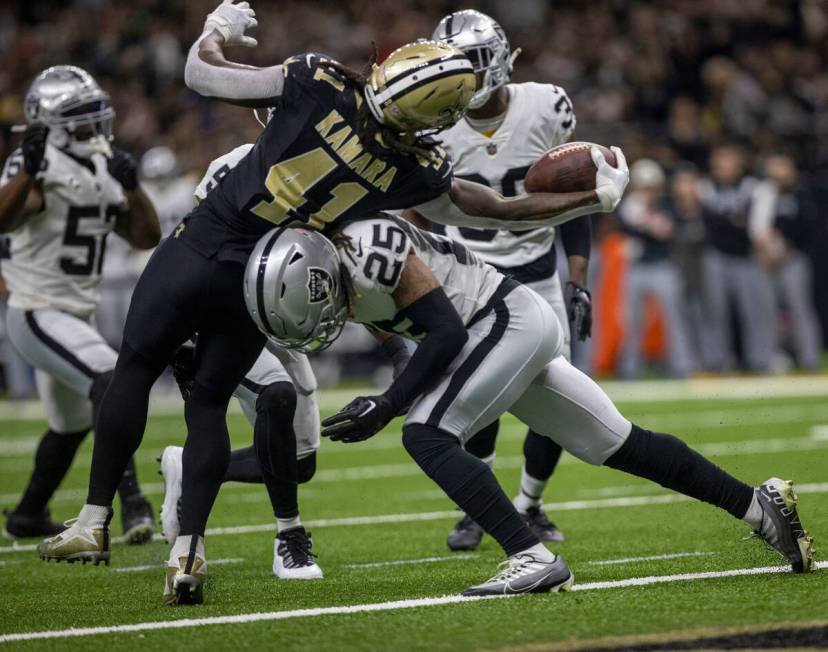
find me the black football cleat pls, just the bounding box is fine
[447,514,484,551]
[4,508,64,539]
[521,506,565,542]
[753,478,815,573]
[121,494,155,545]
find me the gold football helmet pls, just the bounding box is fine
[364,41,475,134]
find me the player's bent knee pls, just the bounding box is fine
[402,424,461,474]
[255,381,297,415]
[297,452,317,484]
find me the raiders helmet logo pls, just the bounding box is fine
[307,267,333,303]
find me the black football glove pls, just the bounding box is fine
[107,148,139,191]
[171,343,197,401]
[321,394,396,443]
[564,280,593,341]
[21,123,49,176]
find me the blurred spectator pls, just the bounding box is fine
[698,145,775,372]
[0,0,826,380]
[669,165,709,366]
[751,155,822,370]
[617,160,694,378]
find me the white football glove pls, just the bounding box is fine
[204,0,258,47]
[592,146,629,212]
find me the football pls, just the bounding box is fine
[524,141,617,193]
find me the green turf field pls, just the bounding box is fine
[0,384,826,650]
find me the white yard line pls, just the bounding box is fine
[588,552,715,566]
[810,425,828,441]
[113,558,244,573]
[343,554,478,569]
[4,481,827,556]
[1,561,825,643]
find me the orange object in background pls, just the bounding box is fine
[592,233,626,375]
[592,234,666,375]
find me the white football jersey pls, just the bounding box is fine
[194,144,254,202]
[0,145,125,317]
[335,215,504,340]
[434,82,576,269]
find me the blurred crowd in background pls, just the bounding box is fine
[0,0,826,394]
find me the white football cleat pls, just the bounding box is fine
[462,552,573,596]
[158,446,183,544]
[273,526,323,580]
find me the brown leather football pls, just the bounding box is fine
[524,142,617,193]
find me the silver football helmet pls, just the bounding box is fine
[244,228,347,353]
[432,10,520,110]
[24,65,114,158]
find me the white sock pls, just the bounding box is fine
[742,491,763,530]
[77,504,110,528]
[479,452,496,469]
[513,467,547,513]
[277,515,302,533]
[168,534,205,566]
[516,542,555,562]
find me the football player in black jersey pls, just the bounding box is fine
[38,1,629,603]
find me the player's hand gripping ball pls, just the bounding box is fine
[525,142,629,210]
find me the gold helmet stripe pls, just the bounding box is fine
[372,56,472,106]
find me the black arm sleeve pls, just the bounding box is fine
[382,288,468,412]
[559,215,592,259]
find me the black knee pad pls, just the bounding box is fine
[297,452,317,484]
[255,381,297,415]
[89,370,114,405]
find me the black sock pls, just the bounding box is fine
[87,344,163,506]
[253,382,299,520]
[403,423,539,556]
[116,457,142,501]
[523,429,563,481]
[605,424,754,519]
[464,420,499,460]
[179,380,232,537]
[15,429,88,515]
[224,447,263,483]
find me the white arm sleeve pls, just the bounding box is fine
[264,340,318,395]
[184,32,284,100]
[748,181,778,241]
[413,192,602,230]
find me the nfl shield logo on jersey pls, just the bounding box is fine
[307,267,332,303]
[486,142,498,156]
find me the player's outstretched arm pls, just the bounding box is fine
[322,255,468,443]
[0,124,48,233]
[184,1,284,107]
[108,149,161,249]
[416,147,629,230]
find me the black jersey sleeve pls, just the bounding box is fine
[281,52,343,110]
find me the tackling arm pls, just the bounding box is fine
[184,2,284,107]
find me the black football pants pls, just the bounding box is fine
[87,235,265,537]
